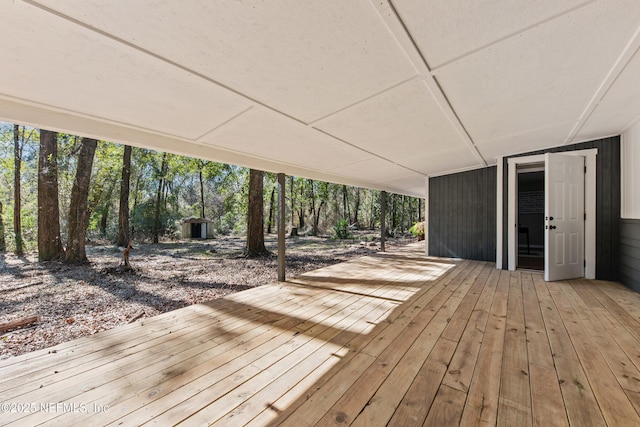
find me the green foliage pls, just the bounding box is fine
[409,221,425,240]
[332,218,351,240]
[0,121,428,251]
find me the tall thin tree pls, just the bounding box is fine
[246,169,268,257]
[65,137,98,263]
[13,125,24,255]
[116,145,132,247]
[198,161,206,218]
[267,184,276,234]
[37,130,65,261]
[0,200,6,252]
[153,152,168,244]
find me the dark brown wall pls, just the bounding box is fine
[429,167,496,261]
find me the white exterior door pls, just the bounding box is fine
[201,223,207,239]
[544,153,585,281]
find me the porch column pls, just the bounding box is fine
[380,190,387,252]
[277,173,286,282]
[424,177,429,255]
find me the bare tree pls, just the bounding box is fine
[153,152,168,244]
[13,125,24,255]
[0,200,6,252]
[37,130,65,261]
[246,169,268,257]
[65,137,98,263]
[116,145,132,247]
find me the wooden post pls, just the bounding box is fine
[381,191,387,252]
[277,173,286,282]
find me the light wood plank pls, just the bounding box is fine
[532,274,606,427]
[274,261,479,426]
[547,280,640,426]
[497,272,532,427]
[458,269,510,426]
[0,245,639,427]
[349,264,493,427]
[521,273,568,427]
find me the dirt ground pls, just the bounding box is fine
[0,233,415,359]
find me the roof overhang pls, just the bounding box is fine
[1,1,639,197]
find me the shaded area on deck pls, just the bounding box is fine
[1,243,640,426]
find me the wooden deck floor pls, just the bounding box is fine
[1,243,640,426]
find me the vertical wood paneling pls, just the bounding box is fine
[502,136,621,281]
[620,219,640,292]
[428,167,497,261]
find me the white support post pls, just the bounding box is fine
[380,191,386,252]
[496,157,503,269]
[277,173,286,282]
[424,178,429,255]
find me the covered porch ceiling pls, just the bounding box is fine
[1,1,639,197]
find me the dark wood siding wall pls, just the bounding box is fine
[620,219,640,292]
[429,167,496,261]
[501,136,621,281]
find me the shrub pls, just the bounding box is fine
[333,218,351,239]
[409,221,425,240]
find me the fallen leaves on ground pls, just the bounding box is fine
[0,234,413,359]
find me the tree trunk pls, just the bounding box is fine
[342,185,348,221]
[298,181,305,229]
[100,206,109,237]
[289,175,295,228]
[313,200,324,236]
[199,167,205,218]
[153,152,168,244]
[246,169,268,257]
[37,130,65,261]
[65,137,98,264]
[267,185,276,234]
[116,145,132,247]
[0,201,6,252]
[353,188,361,228]
[391,194,397,234]
[13,125,23,255]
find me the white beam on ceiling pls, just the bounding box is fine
[564,23,640,144]
[370,0,488,168]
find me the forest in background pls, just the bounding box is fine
[0,122,424,258]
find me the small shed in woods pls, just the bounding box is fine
[180,217,215,239]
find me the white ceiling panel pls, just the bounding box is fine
[433,0,640,149]
[31,0,418,123]
[384,175,428,197]
[1,1,639,197]
[393,0,590,68]
[397,146,484,175]
[324,157,418,185]
[576,49,640,140]
[198,107,373,173]
[0,1,251,140]
[478,122,577,161]
[314,78,477,166]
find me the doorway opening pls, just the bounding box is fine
[517,167,544,270]
[505,148,596,280]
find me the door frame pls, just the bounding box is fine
[502,148,597,279]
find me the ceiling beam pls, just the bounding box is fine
[564,21,640,144]
[371,0,488,168]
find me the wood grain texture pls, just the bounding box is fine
[0,243,638,426]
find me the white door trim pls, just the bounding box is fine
[503,148,597,279]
